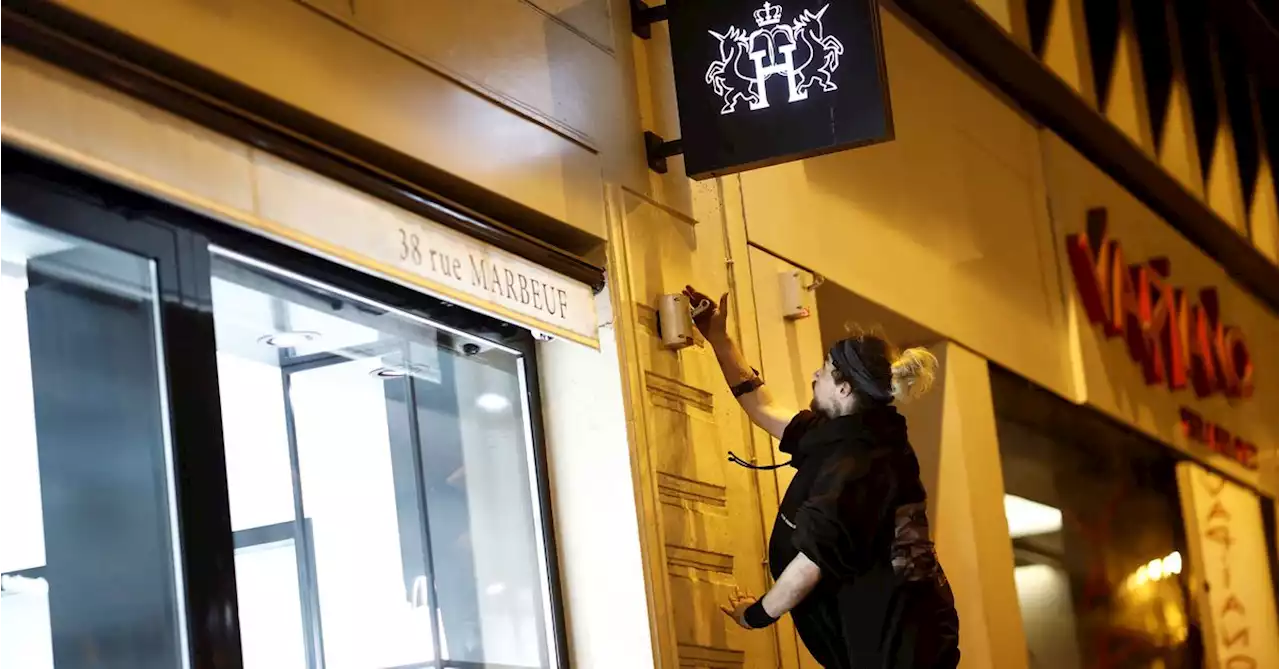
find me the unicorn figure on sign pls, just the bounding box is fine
[705,25,759,114]
[793,5,843,95]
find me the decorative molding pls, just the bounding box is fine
[620,184,702,227]
[677,643,745,668]
[645,371,715,413]
[635,302,660,337]
[657,472,727,508]
[666,545,734,575]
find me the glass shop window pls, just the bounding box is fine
[997,415,1196,669]
[0,211,187,668]
[1,164,562,669]
[209,249,557,669]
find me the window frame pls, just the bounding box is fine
[2,145,570,669]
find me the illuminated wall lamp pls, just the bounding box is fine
[1003,494,1063,538]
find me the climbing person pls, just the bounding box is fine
[684,285,961,669]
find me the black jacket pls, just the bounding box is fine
[768,406,960,669]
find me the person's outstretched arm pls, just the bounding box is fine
[684,286,796,439]
[721,553,822,628]
[759,553,822,616]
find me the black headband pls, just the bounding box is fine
[829,339,893,402]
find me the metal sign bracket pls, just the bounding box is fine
[631,0,668,39]
[644,131,684,174]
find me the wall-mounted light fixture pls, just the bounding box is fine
[781,271,823,320]
[657,293,697,350]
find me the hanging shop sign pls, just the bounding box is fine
[663,0,893,179]
[1176,463,1279,669]
[1065,208,1258,468]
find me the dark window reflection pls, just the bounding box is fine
[995,383,1197,669]
[0,212,186,669]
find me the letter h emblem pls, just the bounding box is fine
[749,41,805,109]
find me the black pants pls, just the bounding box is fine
[793,577,960,669]
[881,580,961,669]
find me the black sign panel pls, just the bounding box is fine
[667,0,893,179]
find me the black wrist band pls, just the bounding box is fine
[731,368,764,398]
[743,600,778,629]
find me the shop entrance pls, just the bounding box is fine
[0,149,565,669]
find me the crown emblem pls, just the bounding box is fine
[753,1,782,27]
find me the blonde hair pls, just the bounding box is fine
[890,347,938,403]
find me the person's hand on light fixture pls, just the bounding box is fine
[683,284,729,346]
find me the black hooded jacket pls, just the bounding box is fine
[768,405,960,669]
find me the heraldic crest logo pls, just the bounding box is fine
[704,1,845,115]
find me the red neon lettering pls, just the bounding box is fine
[1186,300,1218,397]
[1221,326,1254,398]
[1234,439,1259,469]
[1182,411,1260,469]
[1066,210,1254,400]
[1210,424,1234,457]
[1107,242,1134,338]
[1179,407,1203,440]
[1164,288,1189,389]
[1138,266,1173,385]
[1116,261,1151,363]
[1065,208,1114,329]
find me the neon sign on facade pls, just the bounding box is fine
[1065,208,1258,469]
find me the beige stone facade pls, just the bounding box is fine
[3,1,1275,667]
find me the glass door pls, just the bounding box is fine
[0,182,207,669]
[2,148,564,669]
[210,251,557,669]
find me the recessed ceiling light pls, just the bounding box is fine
[476,393,511,413]
[370,362,434,379]
[258,331,320,348]
[370,365,407,378]
[1003,494,1063,538]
